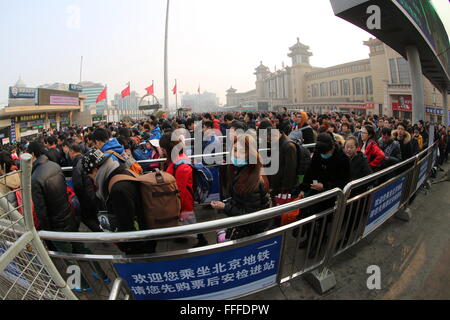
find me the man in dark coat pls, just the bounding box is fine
[69,143,101,232]
[28,141,77,232]
[82,149,157,255]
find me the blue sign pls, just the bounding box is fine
[114,235,282,300]
[9,87,36,99]
[10,119,16,143]
[425,106,444,115]
[415,159,429,191]
[364,177,405,237]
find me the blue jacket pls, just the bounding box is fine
[101,138,125,163]
[150,127,162,140]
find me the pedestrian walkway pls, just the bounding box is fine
[244,163,450,300]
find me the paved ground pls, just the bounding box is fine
[66,163,450,300]
[245,163,450,300]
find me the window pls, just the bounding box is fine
[389,59,398,83]
[312,84,319,97]
[365,76,373,95]
[320,82,328,96]
[330,80,339,96]
[397,58,411,84]
[341,79,350,96]
[352,78,363,95]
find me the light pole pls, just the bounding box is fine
[164,0,170,111]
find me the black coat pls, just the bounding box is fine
[72,155,99,231]
[300,145,351,193]
[224,168,272,237]
[349,151,372,181]
[46,147,62,165]
[268,135,298,194]
[31,155,77,232]
[300,124,315,144]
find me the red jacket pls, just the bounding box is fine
[166,154,194,212]
[213,118,221,131]
[359,140,385,169]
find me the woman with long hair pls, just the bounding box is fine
[211,134,272,240]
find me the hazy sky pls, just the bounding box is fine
[0,0,448,107]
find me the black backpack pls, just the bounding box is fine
[281,138,311,177]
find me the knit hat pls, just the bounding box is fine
[316,133,334,154]
[81,149,109,175]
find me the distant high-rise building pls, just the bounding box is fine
[37,83,69,91]
[79,81,107,114]
[181,91,219,113]
[111,91,140,111]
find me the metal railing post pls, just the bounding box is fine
[19,154,78,300]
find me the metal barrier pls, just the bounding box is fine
[39,188,344,300]
[1,142,440,299]
[0,155,77,300]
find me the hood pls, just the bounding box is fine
[32,155,49,173]
[95,157,120,202]
[392,130,411,144]
[101,138,125,155]
[0,171,20,190]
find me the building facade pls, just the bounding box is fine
[227,38,449,122]
[111,91,141,111]
[79,81,107,115]
[182,91,220,113]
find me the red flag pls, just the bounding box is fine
[172,83,177,95]
[121,84,130,98]
[96,88,107,103]
[145,84,154,95]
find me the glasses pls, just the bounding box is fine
[361,131,369,135]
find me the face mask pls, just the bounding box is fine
[231,156,248,167]
[321,153,332,160]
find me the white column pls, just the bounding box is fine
[406,46,425,124]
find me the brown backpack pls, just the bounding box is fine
[108,169,181,229]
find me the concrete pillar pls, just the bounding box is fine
[406,46,425,124]
[442,90,448,127]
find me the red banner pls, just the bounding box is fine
[392,96,412,112]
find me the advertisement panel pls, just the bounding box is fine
[38,88,79,106]
[392,95,412,112]
[114,235,282,300]
[364,177,406,237]
[9,87,37,99]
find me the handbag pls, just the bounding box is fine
[274,193,301,226]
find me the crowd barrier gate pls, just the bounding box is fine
[0,142,439,299]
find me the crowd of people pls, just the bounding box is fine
[0,110,449,266]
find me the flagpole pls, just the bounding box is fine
[175,79,178,110]
[105,84,108,122]
[152,80,155,106]
[128,81,131,113]
[164,0,170,111]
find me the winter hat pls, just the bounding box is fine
[316,133,334,154]
[81,149,110,175]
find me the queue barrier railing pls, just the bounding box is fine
[0,154,77,300]
[0,142,439,299]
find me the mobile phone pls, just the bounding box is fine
[313,180,318,185]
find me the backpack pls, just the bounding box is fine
[281,138,311,181]
[108,169,181,230]
[66,185,81,229]
[173,160,213,204]
[107,150,143,175]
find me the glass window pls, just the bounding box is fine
[341,79,350,96]
[330,80,339,96]
[397,58,411,84]
[352,78,363,95]
[320,82,328,96]
[312,84,319,97]
[389,59,398,83]
[365,76,373,95]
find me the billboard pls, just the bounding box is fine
[392,95,412,112]
[9,87,37,99]
[393,0,449,74]
[69,84,83,92]
[38,88,79,106]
